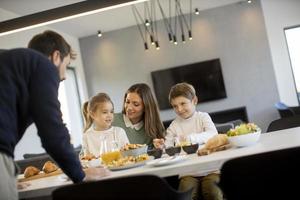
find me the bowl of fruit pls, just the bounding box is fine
[227,123,261,147]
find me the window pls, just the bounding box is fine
[58,67,83,148]
[285,26,300,103]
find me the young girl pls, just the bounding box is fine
[81,93,129,158]
[154,82,222,200]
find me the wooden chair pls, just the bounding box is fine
[267,115,300,132]
[52,175,192,200]
[219,146,300,200]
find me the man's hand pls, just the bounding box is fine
[18,182,31,190]
[83,166,111,181]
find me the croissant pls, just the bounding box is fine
[198,134,229,156]
[24,166,40,178]
[204,134,229,150]
[42,161,58,174]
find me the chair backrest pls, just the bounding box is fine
[23,152,48,159]
[267,115,300,132]
[52,175,192,200]
[275,102,289,110]
[275,102,295,118]
[219,146,300,200]
[215,119,244,133]
[215,123,233,133]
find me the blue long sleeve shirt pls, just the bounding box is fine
[0,48,85,183]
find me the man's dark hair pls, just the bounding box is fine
[28,30,76,60]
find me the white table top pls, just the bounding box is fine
[19,127,300,199]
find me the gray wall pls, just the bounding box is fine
[79,0,279,132]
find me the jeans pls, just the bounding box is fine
[178,173,223,200]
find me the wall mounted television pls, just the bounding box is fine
[151,59,227,110]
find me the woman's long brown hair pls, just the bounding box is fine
[122,83,165,139]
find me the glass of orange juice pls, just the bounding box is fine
[99,137,121,165]
[101,151,121,165]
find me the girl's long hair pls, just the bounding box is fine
[122,83,165,139]
[82,93,113,133]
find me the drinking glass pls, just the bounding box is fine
[175,135,190,147]
[99,136,121,165]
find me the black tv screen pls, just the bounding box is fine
[151,59,227,110]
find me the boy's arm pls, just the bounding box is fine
[189,113,218,144]
[164,122,178,147]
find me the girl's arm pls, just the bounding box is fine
[116,127,130,148]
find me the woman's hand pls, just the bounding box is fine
[153,138,165,149]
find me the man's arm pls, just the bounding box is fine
[28,56,85,183]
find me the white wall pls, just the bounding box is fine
[0,9,88,160]
[80,0,279,132]
[260,0,300,106]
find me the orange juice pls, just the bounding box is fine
[101,151,121,164]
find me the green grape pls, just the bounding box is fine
[227,123,259,136]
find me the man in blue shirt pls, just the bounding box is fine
[0,30,109,199]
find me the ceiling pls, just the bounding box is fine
[0,0,243,38]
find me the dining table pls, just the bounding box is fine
[19,127,300,199]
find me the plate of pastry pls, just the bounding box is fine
[18,161,62,182]
[106,154,153,171]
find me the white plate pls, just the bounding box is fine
[57,174,71,182]
[80,159,102,168]
[146,155,187,167]
[108,160,146,171]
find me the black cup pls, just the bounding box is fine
[147,148,163,159]
[165,146,181,156]
[182,143,199,154]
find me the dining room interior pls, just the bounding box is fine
[1,1,300,200]
[0,0,299,162]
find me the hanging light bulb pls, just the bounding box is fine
[247,0,252,3]
[145,19,150,26]
[182,34,186,43]
[150,35,155,45]
[155,41,160,50]
[97,30,102,37]
[133,0,194,50]
[173,35,178,45]
[144,42,149,50]
[188,30,192,40]
[168,33,173,42]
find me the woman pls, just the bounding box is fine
[113,83,165,147]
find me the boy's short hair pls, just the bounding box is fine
[28,30,76,60]
[168,82,196,102]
